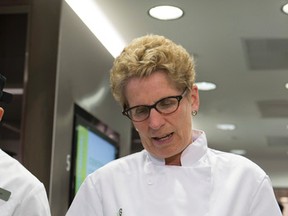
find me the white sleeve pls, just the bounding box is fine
[14,183,51,216]
[249,175,282,216]
[66,176,103,216]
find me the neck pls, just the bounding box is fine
[165,153,182,166]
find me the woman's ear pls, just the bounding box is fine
[190,84,200,112]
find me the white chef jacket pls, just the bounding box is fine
[66,130,282,216]
[0,149,51,216]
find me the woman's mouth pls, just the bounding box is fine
[153,132,173,142]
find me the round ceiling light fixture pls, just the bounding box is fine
[195,82,217,91]
[217,123,236,131]
[230,149,247,155]
[148,5,184,20]
[282,3,288,14]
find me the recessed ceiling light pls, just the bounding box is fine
[230,149,246,155]
[217,124,236,131]
[3,88,23,95]
[148,5,184,20]
[285,82,288,89]
[282,3,288,15]
[195,82,216,91]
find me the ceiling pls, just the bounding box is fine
[92,0,288,162]
[1,1,288,165]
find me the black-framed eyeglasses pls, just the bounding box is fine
[122,88,188,122]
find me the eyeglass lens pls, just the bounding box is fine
[129,97,180,121]
[123,88,187,122]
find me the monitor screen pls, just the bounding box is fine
[69,104,119,203]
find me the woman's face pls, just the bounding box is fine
[124,70,199,163]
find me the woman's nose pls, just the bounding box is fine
[148,108,165,130]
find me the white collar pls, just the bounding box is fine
[146,129,208,167]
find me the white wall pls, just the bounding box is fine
[49,2,131,215]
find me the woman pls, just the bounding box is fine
[67,35,281,216]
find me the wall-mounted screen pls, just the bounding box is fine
[69,104,119,204]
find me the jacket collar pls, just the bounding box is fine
[146,129,208,167]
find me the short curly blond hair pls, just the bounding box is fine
[110,34,196,106]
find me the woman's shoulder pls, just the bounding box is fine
[87,150,147,180]
[207,148,267,178]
